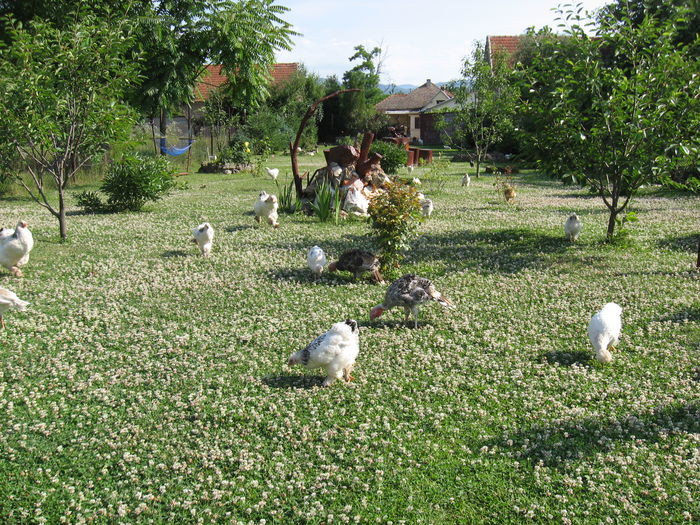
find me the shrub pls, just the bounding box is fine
[218,139,252,166]
[420,153,450,193]
[312,180,342,223]
[370,140,407,175]
[75,191,105,213]
[101,154,176,211]
[368,180,422,268]
[240,109,295,153]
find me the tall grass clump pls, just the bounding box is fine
[312,180,342,223]
[277,178,301,214]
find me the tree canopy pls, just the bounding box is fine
[518,2,700,240]
[0,14,141,239]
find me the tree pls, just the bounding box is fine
[442,41,517,177]
[131,0,297,151]
[0,1,297,144]
[520,3,699,240]
[0,15,140,239]
[339,45,387,136]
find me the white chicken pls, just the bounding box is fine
[407,165,415,175]
[421,198,434,218]
[0,287,29,329]
[588,302,622,363]
[254,191,279,228]
[564,213,583,242]
[0,221,34,277]
[462,173,471,187]
[266,167,279,181]
[287,319,360,386]
[307,245,327,276]
[192,222,214,257]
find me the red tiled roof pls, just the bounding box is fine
[375,81,451,112]
[270,63,299,84]
[486,35,526,67]
[194,63,299,102]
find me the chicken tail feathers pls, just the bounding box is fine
[437,295,455,309]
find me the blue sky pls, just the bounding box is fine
[275,0,612,85]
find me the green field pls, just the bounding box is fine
[1,157,699,523]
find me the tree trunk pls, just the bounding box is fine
[290,88,360,199]
[150,117,158,155]
[475,158,480,179]
[159,109,167,156]
[606,209,618,241]
[58,185,67,240]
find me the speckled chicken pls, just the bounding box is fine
[370,274,454,328]
[328,249,383,283]
[287,319,360,386]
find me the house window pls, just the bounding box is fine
[414,116,420,129]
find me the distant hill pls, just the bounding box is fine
[380,81,450,94]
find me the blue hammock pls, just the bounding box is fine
[160,138,193,156]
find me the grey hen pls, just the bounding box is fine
[328,249,384,283]
[370,274,454,328]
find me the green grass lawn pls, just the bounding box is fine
[1,157,699,523]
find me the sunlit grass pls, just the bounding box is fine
[0,160,699,523]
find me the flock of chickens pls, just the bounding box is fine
[1,194,620,387]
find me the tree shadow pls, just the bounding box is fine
[658,304,700,323]
[262,374,325,389]
[483,401,700,468]
[543,350,593,367]
[270,234,375,257]
[413,228,583,274]
[657,233,698,254]
[266,267,354,286]
[225,225,255,233]
[161,250,188,258]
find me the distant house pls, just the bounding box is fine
[419,36,525,145]
[485,35,527,69]
[375,79,452,143]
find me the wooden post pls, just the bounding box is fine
[290,88,360,199]
[186,105,192,174]
[358,132,374,166]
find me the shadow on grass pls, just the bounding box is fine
[543,350,592,367]
[271,234,376,257]
[659,304,700,323]
[485,401,700,468]
[161,250,188,258]
[658,233,698,253]
[225,224,255,233]
[413,228,586,274]
[262,374,325,389]
[266,267,356,286]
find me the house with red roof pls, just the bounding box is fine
[375,79,452,143]
[485,35,527,68]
